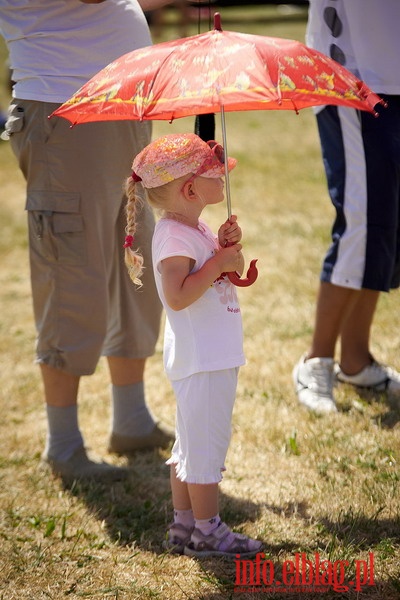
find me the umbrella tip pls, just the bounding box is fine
[214,12,222,31]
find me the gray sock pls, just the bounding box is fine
[111,381,155,437]
[44,404,84,462]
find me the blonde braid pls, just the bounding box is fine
[124,177,144,286]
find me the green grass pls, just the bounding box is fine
[1,5,400,600]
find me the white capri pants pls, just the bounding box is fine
[167,368,239,484]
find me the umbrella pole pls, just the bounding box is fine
[214,27,258,288]
[220,105,232,219]
[220,105,259,288]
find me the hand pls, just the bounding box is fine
[218,214,242,247]
[214,243,243,274]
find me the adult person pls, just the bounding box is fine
[293,0,400,414]
[0,0,182,483]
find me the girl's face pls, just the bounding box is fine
[193,176,225,206]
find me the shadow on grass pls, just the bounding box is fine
[363,390,400,429]
[337,386,400,429]
[57,460,400,599]
[62,449,263,551]
[319,510,400,549]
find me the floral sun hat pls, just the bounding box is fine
[131,132,236,189]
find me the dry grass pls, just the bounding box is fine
[0,7,399,600]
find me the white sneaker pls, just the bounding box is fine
[335,359,400,395]
[293,354,337,414]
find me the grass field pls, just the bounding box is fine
[0,5,399,599]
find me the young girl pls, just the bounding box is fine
[124,133,262,558]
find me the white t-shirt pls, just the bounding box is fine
[152,218,245,381]
[306,0,400,95]
[0,0,152,103]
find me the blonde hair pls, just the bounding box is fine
[124,174,188,285]
[124,177,145,286]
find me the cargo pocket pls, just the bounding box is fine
[26,191,87,266]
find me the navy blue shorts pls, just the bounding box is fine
[317,96,400,292]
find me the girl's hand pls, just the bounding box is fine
[214,243,243,275]
[218,214,242,247]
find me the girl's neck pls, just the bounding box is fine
[164,211,200,229]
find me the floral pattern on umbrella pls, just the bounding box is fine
[53,19,382,125]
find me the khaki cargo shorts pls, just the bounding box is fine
[8,99,162,375]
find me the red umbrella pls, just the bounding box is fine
[52,13,384,286]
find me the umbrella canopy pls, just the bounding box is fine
[52,13,383,287]
[53,13,382,126]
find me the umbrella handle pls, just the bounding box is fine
[227,259,258,287]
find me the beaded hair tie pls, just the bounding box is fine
[123,235,134,248]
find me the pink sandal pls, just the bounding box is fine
[163,522,194,554]
[184,521,263,558]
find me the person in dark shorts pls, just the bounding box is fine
[293,0,400,414]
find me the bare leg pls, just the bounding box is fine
[339,288,379,374]
[41,357,147,405]
[170,465,191,510]
[308,282,378,373]
[308,281,357,358]
[107,356,146,385]
[41,357,148,402]
[187,483,219,520]
[40,363,80,406]
[170,465,218,519]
